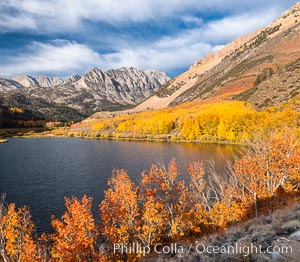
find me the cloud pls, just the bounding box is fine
[100,43,213,72]
[181,16,204,28]
[0,13,37,31]
[0,0,198,32]
[97,9,280,73]
[0,40,101,77]
[201,11,279,43]
[0,1,297,77]
[0,6,287,78]
[0,0,297,32]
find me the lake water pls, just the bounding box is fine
[0,138,238,233]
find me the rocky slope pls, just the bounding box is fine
[0,68,169,121]
[234,58,300,110]
[142,203,300,262]
[134,2,300,112]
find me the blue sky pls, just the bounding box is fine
[0,0,298,78]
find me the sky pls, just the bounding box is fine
[0,0,298,78]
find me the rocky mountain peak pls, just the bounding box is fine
[11,74,80,88]
[0,66,169,120]
[12,75,39,88]
[67,73,81,82]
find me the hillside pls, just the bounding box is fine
[234,58,300,110]
[0,67,169,121]
[0,105,45,128]
[133,2,300,111]
[142,202,300,262]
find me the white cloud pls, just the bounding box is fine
[0,40,101,77]
[0,14,37,31]
[0,1,297,77]
[97,10,280,73]
[181,16,204,27]
[201,11,280,43]
[0,0,297,32]
[0,7,287,77]
[0,0,197,32]
[100,43,213,72]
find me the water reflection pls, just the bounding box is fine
[0,138,239,232]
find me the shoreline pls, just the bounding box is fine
[0,139,8,143]
[5,129,243,146]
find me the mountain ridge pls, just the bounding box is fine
[0,67,169,121]
[11,74,81,88]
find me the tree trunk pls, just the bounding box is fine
[254,192,258,218]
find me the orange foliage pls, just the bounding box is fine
[140,159,192,239]
[99,170,140,246]
[51,195,98,261]
[0,201,36,262]
[234,129,300,200]
[187,162,209,232]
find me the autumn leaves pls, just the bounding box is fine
[51,196,98,261]
[0,202,36,261]
[70,100,300,144]
[0,129,299,261]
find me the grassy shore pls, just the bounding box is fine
[0,127,243,145]
[0,128,47,137]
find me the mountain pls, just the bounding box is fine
[12,74,80,88]
[134,2,300,111]
[0,68,169,121]
[0,78,23,92]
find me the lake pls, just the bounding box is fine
[0,138,239,233]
